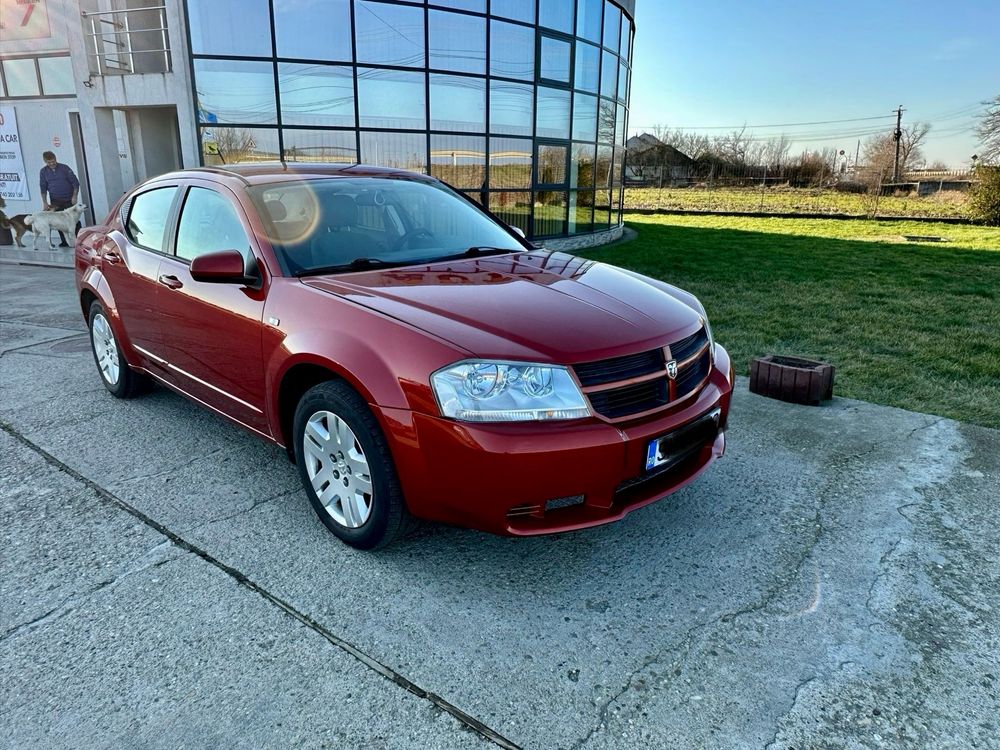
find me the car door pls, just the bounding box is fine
[153,182,270,435]
[102,185,180,366]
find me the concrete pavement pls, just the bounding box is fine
[1,264,998,749]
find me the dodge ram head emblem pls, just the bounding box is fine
[666,360,678,379]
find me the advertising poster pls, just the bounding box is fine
[0,0,51,41]
[0,106,30,201]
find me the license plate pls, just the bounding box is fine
[645,408,722,471]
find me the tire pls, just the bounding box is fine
[293,380,411,550]
[88,301,149,399]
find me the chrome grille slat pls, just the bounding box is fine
[574,326,710,420]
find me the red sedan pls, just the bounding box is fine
[76,165,733,549]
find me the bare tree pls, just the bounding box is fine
[975,94,1000,165]
[207,128,258,165]
[863,123,931,178]
[712,125,752,166]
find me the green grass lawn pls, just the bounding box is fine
[625,186,971,219]
[581,214,1000,428]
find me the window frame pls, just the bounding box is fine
[123,185,183,255]
[0,53,75,100]
[171,184,255,265]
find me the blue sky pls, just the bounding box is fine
[628,0,1000,166]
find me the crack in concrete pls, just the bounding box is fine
[0,332,88,359]
[0,541,178,643]
[763,674,820,750]
[0,419,522,750]
[569,621,710,750]
[111,448,227,486]
[0,317,86,333]
[907,418,944,440]
[182,487,301,533]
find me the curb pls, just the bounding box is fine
[623,208,977,225]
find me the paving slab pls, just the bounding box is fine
[2,265,998,749]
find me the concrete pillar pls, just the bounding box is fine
[78,107,126,219]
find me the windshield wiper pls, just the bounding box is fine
[296,257,407,276]
[432,246,517,262]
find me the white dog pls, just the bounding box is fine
[24,203,88,250]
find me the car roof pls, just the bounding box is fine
[148,162,439,188]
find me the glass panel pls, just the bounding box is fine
[430,75,486,132]
[536,87,571,139]
[201,127,280,164]
[574,42,600,93]
[597,98,615,144]
[572,93,598,142]
[278,63,354,127]
[600,51,618,100]
[618,62,628,104]
[615,103,626,145]
[538,0,573,34]
[432,0,485,11]
[534,191,566,236]
[571,143,595,188]
[187,0,270,57]
[595,144,613,188]
[489,191,531,234]
[357,68,426,129]
[283,129,357,164]
[490,80,533,136]
[492,0,534,23]
[38,57,73,95]
[176,188,250,262]
[620,15,632,63]
[429,10,486,74]
[489,137,532,189]
[274,0,352,61]
[490,20,534,81]
[360,131,427,172]
[569,190,594,234]
[537,144,568,186]
[431,135,486,189]
[2,58,38,97]
[194,60,276,125]
[603,2,621,51]
[594,186,612,228]
[612,148,624,188]
[355,1,425,67]
[576,0,602,43]
[126,187,178,252]
[539,36,571,84]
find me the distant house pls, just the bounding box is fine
[625,134,697,186]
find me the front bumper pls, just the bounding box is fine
[379,344,734,536]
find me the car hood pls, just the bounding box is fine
[300,250,703,362]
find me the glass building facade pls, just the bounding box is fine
[185,0,633,241]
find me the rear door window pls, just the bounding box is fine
[175,187,252,262]
[125,187,178,252]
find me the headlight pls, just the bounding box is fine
[431,361,591,422]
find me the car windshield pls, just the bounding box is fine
[247,177,524,276]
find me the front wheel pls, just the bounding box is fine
[88,301,149,398]
[293,380,411,550]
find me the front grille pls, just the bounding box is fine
[587,378,669,419]
[573,348,664,387]
[575,326,711,420]
[670,328,709,362]
[675,349,711,399]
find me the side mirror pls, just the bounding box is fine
[510,226,526,239]
[190,249,255,285]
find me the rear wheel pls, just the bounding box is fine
[88,301,148,398]
[293,380,411,550]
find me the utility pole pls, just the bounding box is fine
[892,105,904,183]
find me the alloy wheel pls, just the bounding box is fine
[302,410,374,528]
[91,313,120,386]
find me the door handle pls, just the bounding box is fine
[104,250,122,264]
[158,274,183,290]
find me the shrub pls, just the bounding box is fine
[968,166,1000,226]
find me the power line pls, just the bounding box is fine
[628,113,896,131]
